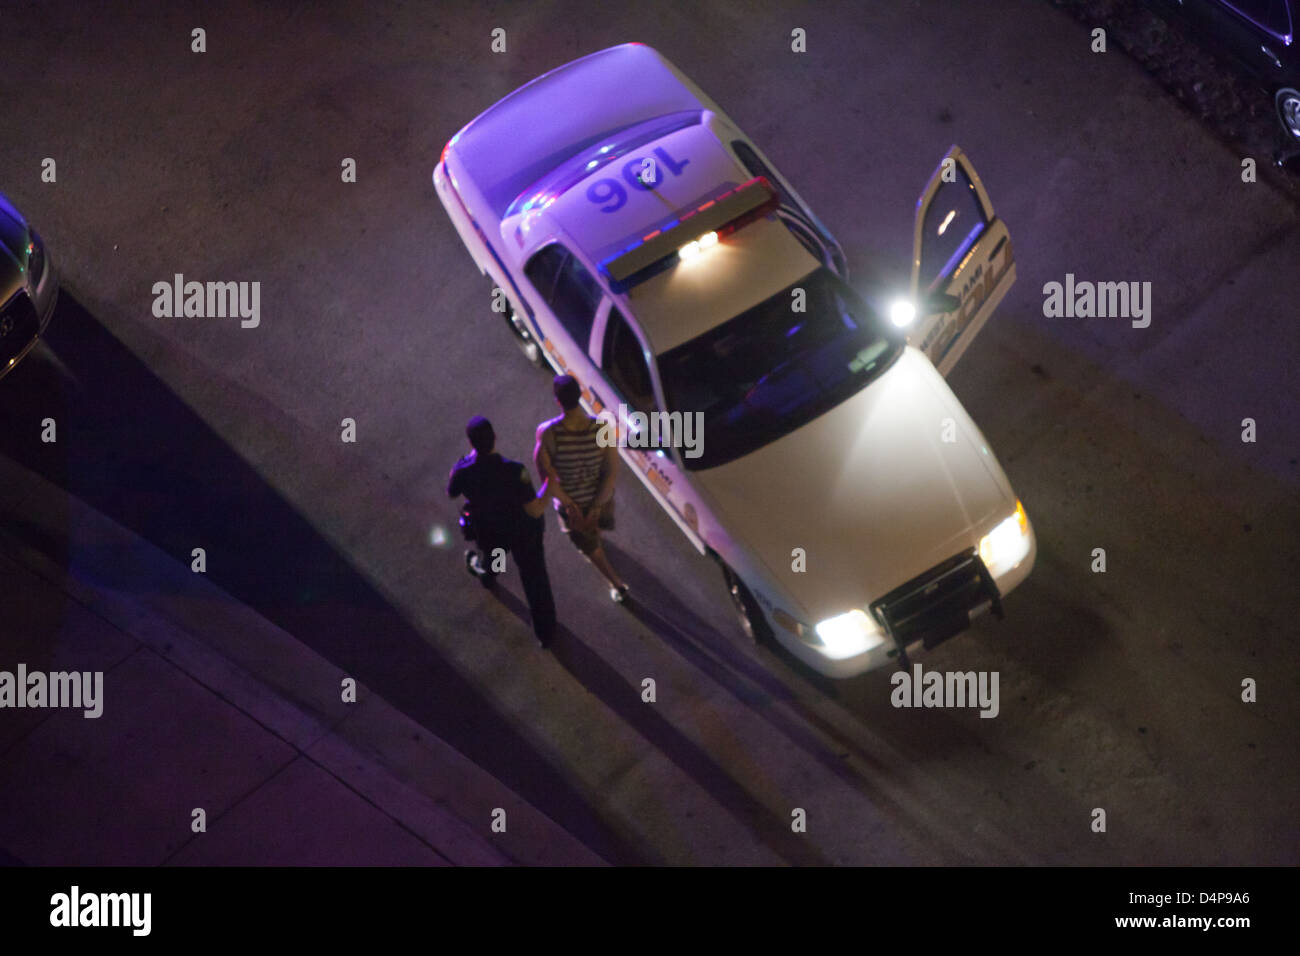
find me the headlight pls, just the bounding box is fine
[978,500,1031,577]
[26,233,45,288]
[889,298,916,327]
[813,609,886,660]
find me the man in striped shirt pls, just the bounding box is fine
[535,375,630,603]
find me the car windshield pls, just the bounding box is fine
[656,267,903,470]
[0,211,28,265]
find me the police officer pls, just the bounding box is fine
[447,416,557,648]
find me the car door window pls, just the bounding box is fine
[1222,0,1290,35]
[524,244,602,348]
[731,141,791,202]
[602,307,657,413]
[780,212,825,262]
[524,244,565,302]
[732,140,845,274]
[919,165,987,290]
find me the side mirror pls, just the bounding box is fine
[926,291,961,314]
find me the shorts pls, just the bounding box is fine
[556,499,614,555]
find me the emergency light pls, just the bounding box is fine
[598,176,779,292]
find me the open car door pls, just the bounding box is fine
[908,145,1016,377]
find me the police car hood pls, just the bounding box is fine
[692,347,1016,623]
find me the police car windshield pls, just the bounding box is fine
[657,268,902,471]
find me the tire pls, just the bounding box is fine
[498,304,543,367]
[718,560,775,647]
[1275,87,1300,145]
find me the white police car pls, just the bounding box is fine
[434,43,1034,677]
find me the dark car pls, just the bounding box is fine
[1151,0,1300,151]
[0,192,58,381]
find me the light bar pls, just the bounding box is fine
[599,176,779,292]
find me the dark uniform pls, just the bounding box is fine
[447,451,557,646]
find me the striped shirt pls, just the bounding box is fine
[543,416,605,511]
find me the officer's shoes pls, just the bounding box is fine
[464,550,496,588]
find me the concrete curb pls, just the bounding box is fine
[0,451,604,866]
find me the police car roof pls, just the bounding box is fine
[449,44,708,221]
[625,218,821,355]
[542,122,744,265]
[529,119,821,354]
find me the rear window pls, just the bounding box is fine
[506,111,703,218]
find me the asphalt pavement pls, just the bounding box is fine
[0,451,601,865]
[1,0,1297,865]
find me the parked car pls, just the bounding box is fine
[1150,0,1300,152]
[0,192,58,381]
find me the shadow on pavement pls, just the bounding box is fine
[0,294,638,864]
[605,541,1115,862]
[484,578,831,865]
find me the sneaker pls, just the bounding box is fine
[609,584,630,604]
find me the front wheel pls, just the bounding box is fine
[719,561,775,647]
[498,303,543,367]
[1275,87,1300,144]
